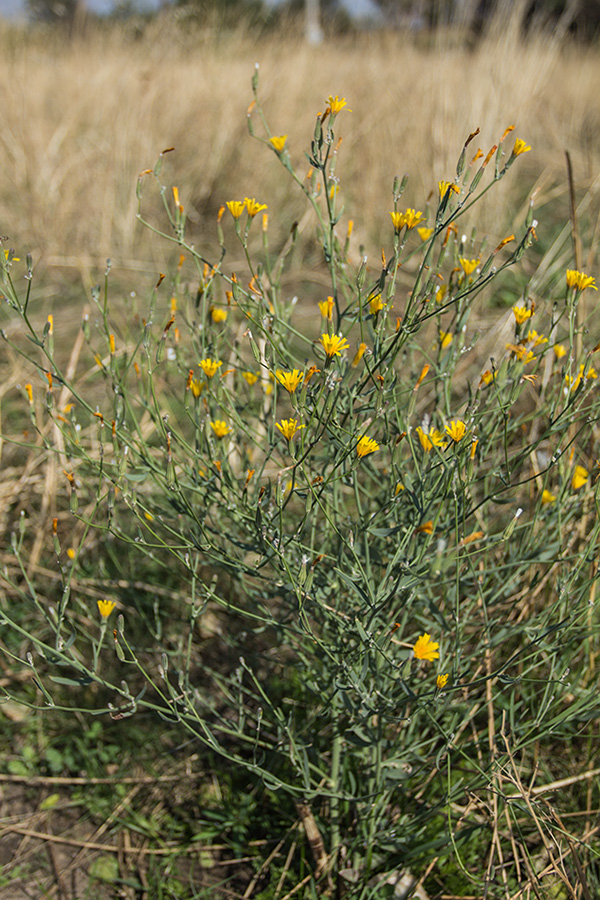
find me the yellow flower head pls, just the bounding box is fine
[565,364,598,392]
[226,200,245,219]
[572,465,588,491]
[459,257,479,276]
[320,333,350,358]
[512,138,531,157]
[210,420,232,439]
[318,297,334,320]
[390,208,424,231]
[269,135,287,153]
[199,358,222,378]
[436,673,449,689]
[210,307,228,323]
[566,269,597,292]
[352,342,367,367]
[369,293,384,315]
[190,376,204,399]
[326,95,349,115]
[445,419,467,442]
[512,305,533,326]
[541,489,556,504]
[553,343,567,360]
[438,180,459,200]
[276,418,304,442]
[439,330,453,349]
[242,370,259,386]
[356,435,379,458]
[417,227,434,241]
[245,197,268,218]
[526,329,547,347]
[304,365,321,385]
[415,521,434,535]
[413,633,440,662]
[506,343,536,364]
[276,369,304,393]
[416,425,447,453]
[97,599,116,619]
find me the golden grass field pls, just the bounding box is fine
[0,10,597,296]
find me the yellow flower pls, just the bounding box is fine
[226,200,245,219]
[242,371,259,386]
[357,435,379,458]
[436,673,449,689]
[566,269,597,292]
[326,94,349,115]
[369,293,384,315]
[66,547,76,560]
[553,343,567,360]
[245,197,268,218]
[436,284,448,304]
[459,257,479,276]
[438,180,459,199]
[417,227,434,241]
[352,343,367,366]
[276,418,304,441]
[512,138,531,157]
[415,521,434,535]
[304,365,321,385]
[413,633,440,662]
[439,330,453,349]
[97,599,116,619]
[526,329,547,346]
[512,305,533,325]
[416,425,447,452]
[541,489,556,504]
[506,343,536,364]
[571,465,588,490]
[390,208,424,231]
[318,297,334,319]
[565,364,598,391]
[480,370,494,386]
[445,419,467,442]
[210,420,232,439]
[320,333,350,358]
[269,135,287,153]
[25,383,33,403]
[211,307,228,323]
[199,358,222,378]
[276,369,304,393]
[190,377,204,399]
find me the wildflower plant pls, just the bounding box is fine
[1,69,600,898]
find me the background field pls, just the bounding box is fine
[0,7,599,899]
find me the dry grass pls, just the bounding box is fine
[0,11,597,295]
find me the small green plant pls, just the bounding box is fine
[1,71,599,897]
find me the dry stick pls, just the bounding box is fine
[486,658,511,900]
[27,323,87,574]
[546,805,593,900]
[0,772,207,786]
[501,725,578,900]
[0,825,265,861]
[241,828,295,899]
[274,839,297,900]
[565,151,583,363]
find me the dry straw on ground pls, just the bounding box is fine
[0,11,597,289]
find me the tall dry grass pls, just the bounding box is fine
[0,10,597,292]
